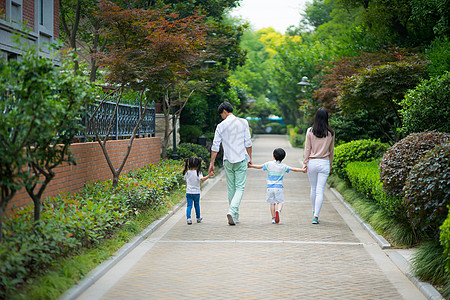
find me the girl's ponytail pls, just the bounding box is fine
[182,158,189,175]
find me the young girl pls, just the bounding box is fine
[183,157,212,225]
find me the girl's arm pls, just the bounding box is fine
[200,173,212,181]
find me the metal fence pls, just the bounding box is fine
[75,100,156,141]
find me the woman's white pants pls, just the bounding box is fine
[307,159,330,218]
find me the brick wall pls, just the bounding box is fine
[53,0,58,39]
[7,137,161,210]
[23,0,34,29]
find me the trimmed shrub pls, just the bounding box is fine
[399,72,450,135]
[167,143,210,166]
[404,142,450,235]
[379,131,450,197]
[332,139,389,179]
[345,160,404,218]
[441,209,450,279]
[0,160,183,297]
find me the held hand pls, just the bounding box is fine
[209,163,215,175]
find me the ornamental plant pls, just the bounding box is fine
[404,142,450,235]
[399,72,450,135]
[332,139,389,180]
[0,160,183,297]
[379,131,450,197]
[345,160,404,218]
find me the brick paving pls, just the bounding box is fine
[76,135,426,300]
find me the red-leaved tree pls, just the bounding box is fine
[92,1,213,186]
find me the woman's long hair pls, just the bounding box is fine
[183,157,202,176]
[312,108,334,138]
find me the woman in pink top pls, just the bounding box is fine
[303,108,335,224]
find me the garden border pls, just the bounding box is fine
[61,168,224,300]
[328,185,444,300]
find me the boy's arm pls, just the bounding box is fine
[248,164,263,169]
[290,166,307,173]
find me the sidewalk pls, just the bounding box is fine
[72,135,430,299]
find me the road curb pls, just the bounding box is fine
[329,186,391,249]
[61,167,225,300]
[329,185,444,300]
[61,198,186,300]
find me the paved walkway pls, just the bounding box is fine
[76,135,427,299]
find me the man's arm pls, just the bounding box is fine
[209,151,218,175]
[246,146,252,166]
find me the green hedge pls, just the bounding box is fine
[345,160,405,218]
[332,139,389,180]
[0,160,183,298]
[440,209,450,279]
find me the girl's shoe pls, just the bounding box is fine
[312,217,319,224]
[197,217,203,223]
[187,219,192,225]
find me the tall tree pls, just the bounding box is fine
[96,1,212,175]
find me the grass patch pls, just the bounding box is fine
[328,174,416,247]
[13,188,186,300]
[411,240,447,285]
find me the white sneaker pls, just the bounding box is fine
[272,218,276,224]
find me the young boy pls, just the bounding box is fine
[249,148,306,224]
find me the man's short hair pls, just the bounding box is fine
[273,148,286,162]
[218,102,234,114]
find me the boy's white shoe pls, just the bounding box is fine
[272,218,276,224]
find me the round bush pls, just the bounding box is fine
[379,131,450,197]
[399,72,450,135]
[404,141,450,234]
[332,139,389,179]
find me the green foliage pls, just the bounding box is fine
[167,143,210,166]
[411,241,448,287]
[0,160,183,298]
[330,110,391,143]
[328,174,416,246]
[441,209,450,280]
[0,47,93,228]
[332,139,389,179]
[179,125,202,143]
[403,142,450,235]
[425,36,450,77]
[399,72,450,135]
[379,131,450,197]
[345,160,405,218]
[338,59,428,142]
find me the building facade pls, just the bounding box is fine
[0,0,59,59]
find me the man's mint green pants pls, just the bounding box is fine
[223,159,248,220]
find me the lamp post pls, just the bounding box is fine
[297,76,310,91]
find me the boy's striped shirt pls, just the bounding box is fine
[262,160,291,188]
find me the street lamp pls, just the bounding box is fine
[297,76,310,92]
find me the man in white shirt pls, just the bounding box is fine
[209,102,252,225]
